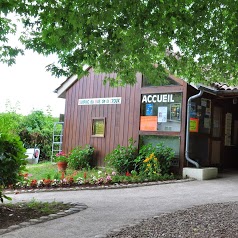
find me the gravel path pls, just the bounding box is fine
[106,202,238,238]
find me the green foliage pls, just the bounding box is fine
[0,133,26,187]
[0,185,12,203]
[0,111,23,135]
[21,198,71,214]
[54,151,68,162]
[0,109,59,162]
[2,1,238,85]
[139,153,161,178]
[134,143,155,171]
[19,110,58,161]
[136,143,175,175]
[155,143,175,175]
[68,145,94,170]
[105,138,137,174]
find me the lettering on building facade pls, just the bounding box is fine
[141,94,174,103]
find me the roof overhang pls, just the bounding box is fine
[198,85,238,98]
[54,74,78,99]
[54,66,91,99]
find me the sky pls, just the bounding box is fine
[0,50,66,117]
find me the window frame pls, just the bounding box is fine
[91,117,106,138]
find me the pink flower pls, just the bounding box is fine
[111,171,116,176]
[56,151,67,157]
[106,175,112,182]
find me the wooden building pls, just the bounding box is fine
[55,67,238,173]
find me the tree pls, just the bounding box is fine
[1,1,238,85]
[19,110,59,160]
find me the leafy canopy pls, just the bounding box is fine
[2,1,238,85]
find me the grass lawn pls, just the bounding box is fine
[25,162,59,180]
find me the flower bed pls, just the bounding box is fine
[9,170,179,191]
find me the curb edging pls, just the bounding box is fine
[4,178,195,195]
[0,202,88,235]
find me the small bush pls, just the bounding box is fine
[68,145,94,170]
[139,153,161,178]
[0,133,26,187]
[105,138,137,174]
[134,143,155,172]
[0,186,12,203]
[135,143,174,175]
[155,143,174,175]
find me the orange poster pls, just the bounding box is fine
[190,118,199,132]
[140,116,157,131]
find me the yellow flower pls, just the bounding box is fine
[143,157,150,163]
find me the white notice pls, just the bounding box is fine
[158,107,167,123]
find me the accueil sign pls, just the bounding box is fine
[141,94,175,103]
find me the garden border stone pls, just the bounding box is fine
[0,202,88,235]
[4,178,194,195]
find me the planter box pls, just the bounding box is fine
[183,167,218,180]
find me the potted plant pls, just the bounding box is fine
[54,151,68,172]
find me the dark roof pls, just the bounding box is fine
[211,82,238,91]
[198,83,238,97]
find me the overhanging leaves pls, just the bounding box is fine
[2,0,238,85]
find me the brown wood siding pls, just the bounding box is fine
[63,68,142,166]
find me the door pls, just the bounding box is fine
[210,106,222,165]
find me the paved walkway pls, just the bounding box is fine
[2,171,238,238]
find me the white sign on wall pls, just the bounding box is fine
[78,97,122,105]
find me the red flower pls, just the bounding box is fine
[67,177,74,185]
[30,179,37,187]
[43,179,52,186]
[125,171,131,176]
[84,172,87,180]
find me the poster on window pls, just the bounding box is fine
[145,104,153,116]
[170,103,181,121]
[158,107,167,122]
[190,118,199,132]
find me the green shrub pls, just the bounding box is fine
[68,145,94,170]
[105,138,137,174]
[155,143,174,175]
[19,110,59,161]
[139,152,161,178]
[0,111,23,135]
[135,143,175,175]
[134,143,155,172]
[0,133,26,187]
[0,186,12,203]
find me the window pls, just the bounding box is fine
[140,135,180,166]
[140,93,182,132]
[92,118,105,137]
